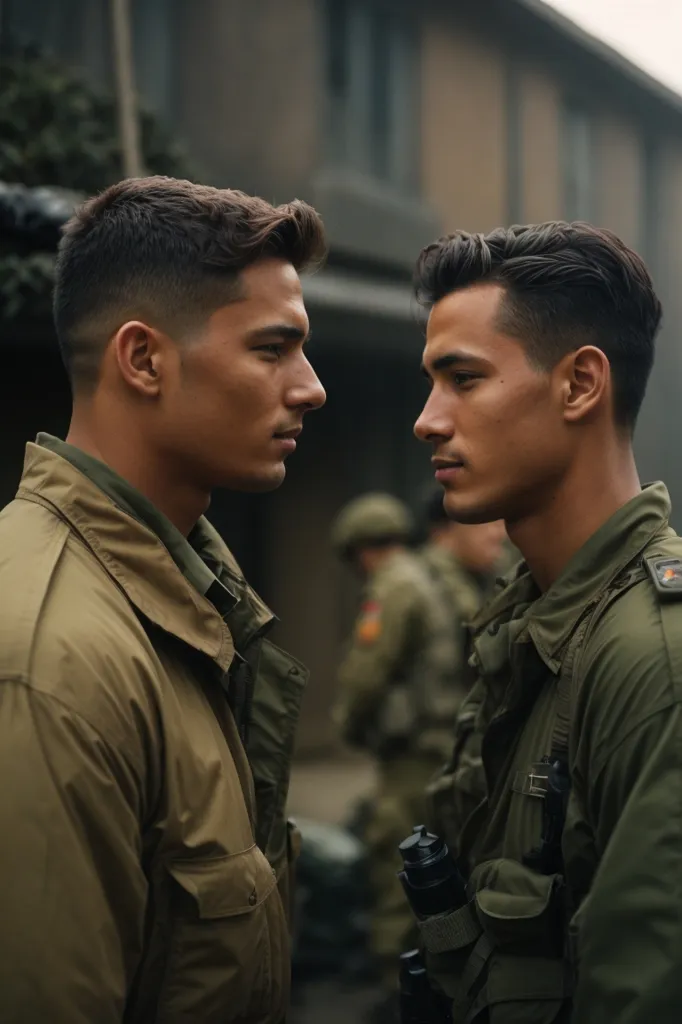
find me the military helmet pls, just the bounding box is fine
[331,493,414,555]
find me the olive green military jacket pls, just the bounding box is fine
[335,549,459,760]
[0,441,307,1024]
[425,484,682,1023]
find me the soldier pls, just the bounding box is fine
[410,222,682,1023]
[331,493,459,1022]
[420,483,507,625]
[0,177,326,1023]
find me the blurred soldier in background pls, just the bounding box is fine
[420,483,507,629]
[331,493,460,1023]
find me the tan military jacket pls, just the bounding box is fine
[424,484,682,1023]
[335,548,459,760]
[0,441,307,1024]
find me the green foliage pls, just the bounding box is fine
[0,47,192,324]
[0,46,189,190]
[0,251,55,321]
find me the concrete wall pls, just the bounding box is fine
[596,113,643,248]
[174,0,319,198]
[421,18,507,232]
[518,66,562,223]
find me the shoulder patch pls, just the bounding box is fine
[356,600,382,645]
[645,557,682,600]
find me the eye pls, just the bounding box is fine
[452,371,479,388]
[256,343,284,360]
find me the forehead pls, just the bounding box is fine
[214,257,308,332]
[424,282,523,366]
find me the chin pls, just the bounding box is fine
[224,463,287,493]
[443,490,503,526]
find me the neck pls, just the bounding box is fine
[507,439,641,592]
[66,404,210,536]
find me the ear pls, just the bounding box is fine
[560,345,610,424]
[111,320,167,398]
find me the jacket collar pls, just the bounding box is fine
[18,443,275,670]
[472,483,673,673]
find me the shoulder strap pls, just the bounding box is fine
[551,562,647,762]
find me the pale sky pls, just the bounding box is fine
[544,0,682,96]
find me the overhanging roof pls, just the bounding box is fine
[512,0,682,120]
[302,267,418,322]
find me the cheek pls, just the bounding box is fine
[469,380,563,472]
[181,356,274,418]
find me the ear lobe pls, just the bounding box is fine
[113,321,163,397]
[563,345,610,423]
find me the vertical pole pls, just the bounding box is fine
[110,0,144,178]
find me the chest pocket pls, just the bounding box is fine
[157,845,288,1024]
[421,858,572,1024]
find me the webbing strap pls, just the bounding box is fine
[658,599,682,691]
[463,955,573,1022]
[418,901,482,954]
[551,564,647,761]
[451,933,495,1021]
[550,612,592,762]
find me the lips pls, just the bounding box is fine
[273,426,301,454]
[432,457,465,483]
[273,427,302,441]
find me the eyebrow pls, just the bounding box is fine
[248,323,311,343]
[421,350,481,376]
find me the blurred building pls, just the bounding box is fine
[2,0,682,752]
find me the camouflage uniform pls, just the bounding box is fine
[332,495,460,980]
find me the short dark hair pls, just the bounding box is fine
[414,222,662,428]
[54,176,326,388]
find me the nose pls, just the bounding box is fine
[288,354,326,412]
[414,385,452,443]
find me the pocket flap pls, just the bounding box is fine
[473,860,560,950]
[168,844,278,919]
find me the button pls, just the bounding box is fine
[488,622,500,637]
[248,889,258,906]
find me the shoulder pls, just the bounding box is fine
[576,559,682,771]
[381,550,433,588]
[0,498,159,747]
[373,552,435,607]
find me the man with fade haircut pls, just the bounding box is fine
[0,176,326,1023]
[408,222,682,1023]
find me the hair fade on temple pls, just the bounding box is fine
[54,176,326,389]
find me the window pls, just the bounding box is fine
[324,0,418,191]
[0,0,84,61]
[562,101,595,221]
[132,0,178,124]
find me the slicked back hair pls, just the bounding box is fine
[54,176,327,390]
[414,222,662,429]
